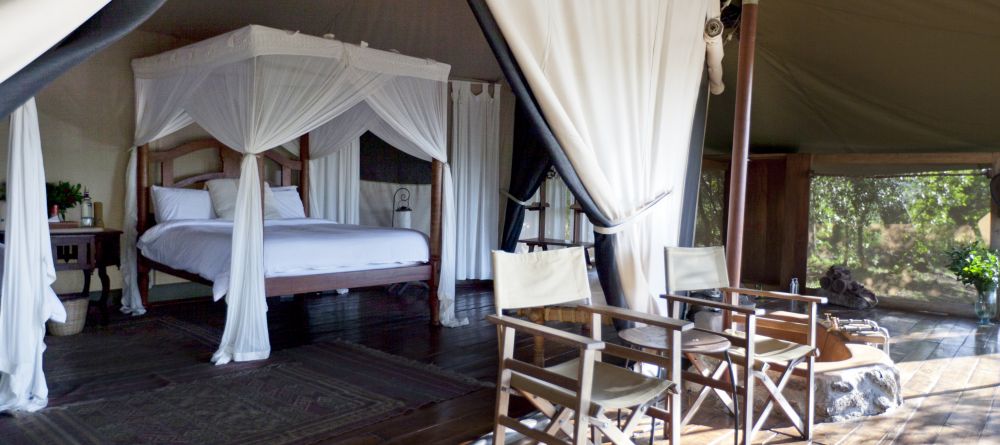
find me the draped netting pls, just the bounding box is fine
[484,0,714,315]
[124,25,466,365]
[0,98,66,411]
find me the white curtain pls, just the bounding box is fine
[127,26,466,364]
[0,98,66,412]
[366,76,464,326]
[487,0,710,315]
[121,68,202,316]
[181,56,388,364]
[451,81,500,279]
[309,140,360,223]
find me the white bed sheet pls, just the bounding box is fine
[137,218,429,300]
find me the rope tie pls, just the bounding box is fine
[501,189,532,207]
[591,191,672,235]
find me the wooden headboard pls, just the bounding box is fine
[137,137,311,234]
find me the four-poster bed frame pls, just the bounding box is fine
[135,136,443,325]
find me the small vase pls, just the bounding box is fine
[975,288,996,326]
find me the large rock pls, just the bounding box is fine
[784,346,902,422]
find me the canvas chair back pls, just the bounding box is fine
[664,246,730,293]
[492,247,591,312]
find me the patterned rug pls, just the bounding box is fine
[43,317,222,404]
[0,317,487,444]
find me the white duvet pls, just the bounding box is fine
[137,218,430,300]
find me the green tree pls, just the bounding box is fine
[809,170,990,303]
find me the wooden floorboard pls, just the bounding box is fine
[45,287,1000,444]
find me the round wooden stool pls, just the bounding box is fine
[620,326,731,355]
[619,326,738,443]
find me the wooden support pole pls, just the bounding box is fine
[299,133,311,217]
[429,160,444,326]
[136,145,150,235]
[537,178,547,241]
[991,153,1000,319]
[991,153,1000,250]
[779,154,812,290]
[724,0,759,323]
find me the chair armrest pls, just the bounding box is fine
[486,314,605,350]
[577,304,693,332]
[661,294,764,316]
[721,287,828,304]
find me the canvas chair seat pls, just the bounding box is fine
[511,358,674,413]
[725,329,816,369]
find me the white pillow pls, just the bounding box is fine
[271,187,306,219]
[205,178,282,220]
[151,185,214,222]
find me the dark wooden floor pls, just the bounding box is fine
[77,287,1000,444]
[146,284,519,445]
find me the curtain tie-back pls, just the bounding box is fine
[592,191,672,235]
[500,189,531,207]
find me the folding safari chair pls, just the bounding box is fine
[661,246,827,444]
[490,247,693,445]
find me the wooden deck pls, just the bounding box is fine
[665,306,1000,445]
[85,288,1000,444]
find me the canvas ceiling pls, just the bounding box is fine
[705,0,1000,155]
[139,0,502,81]
[139,0,1000,156]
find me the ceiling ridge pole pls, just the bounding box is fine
[724,0,759,325]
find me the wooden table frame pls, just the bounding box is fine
[1,228,121,325]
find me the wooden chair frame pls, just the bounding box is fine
[661,246,827,443]
[664,288,827,443]
[489,304,693,445]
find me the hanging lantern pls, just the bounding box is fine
[392,187,412,229]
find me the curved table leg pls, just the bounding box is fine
[97,266,110,325]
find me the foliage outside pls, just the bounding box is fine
[695,169,726,247]
[808,171,990,307]
[947,242,1000,294]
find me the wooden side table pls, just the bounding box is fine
[0,227,122,325]
[619,326,739,443]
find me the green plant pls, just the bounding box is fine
[45,181,83,212]
[947,242,1000,294]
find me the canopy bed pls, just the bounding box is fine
[134,139,435,306]
[123,24,465,365]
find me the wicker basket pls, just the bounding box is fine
[47,296,89,336]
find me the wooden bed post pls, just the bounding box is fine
[429,160,444,326]
[137,144,151,307]
[299,134,310,217]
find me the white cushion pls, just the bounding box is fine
[151,186,214,222]
[271,186,306,219]
[205,178,282,220]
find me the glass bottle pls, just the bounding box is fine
[80,190,94,227]
[789,277,800,311]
